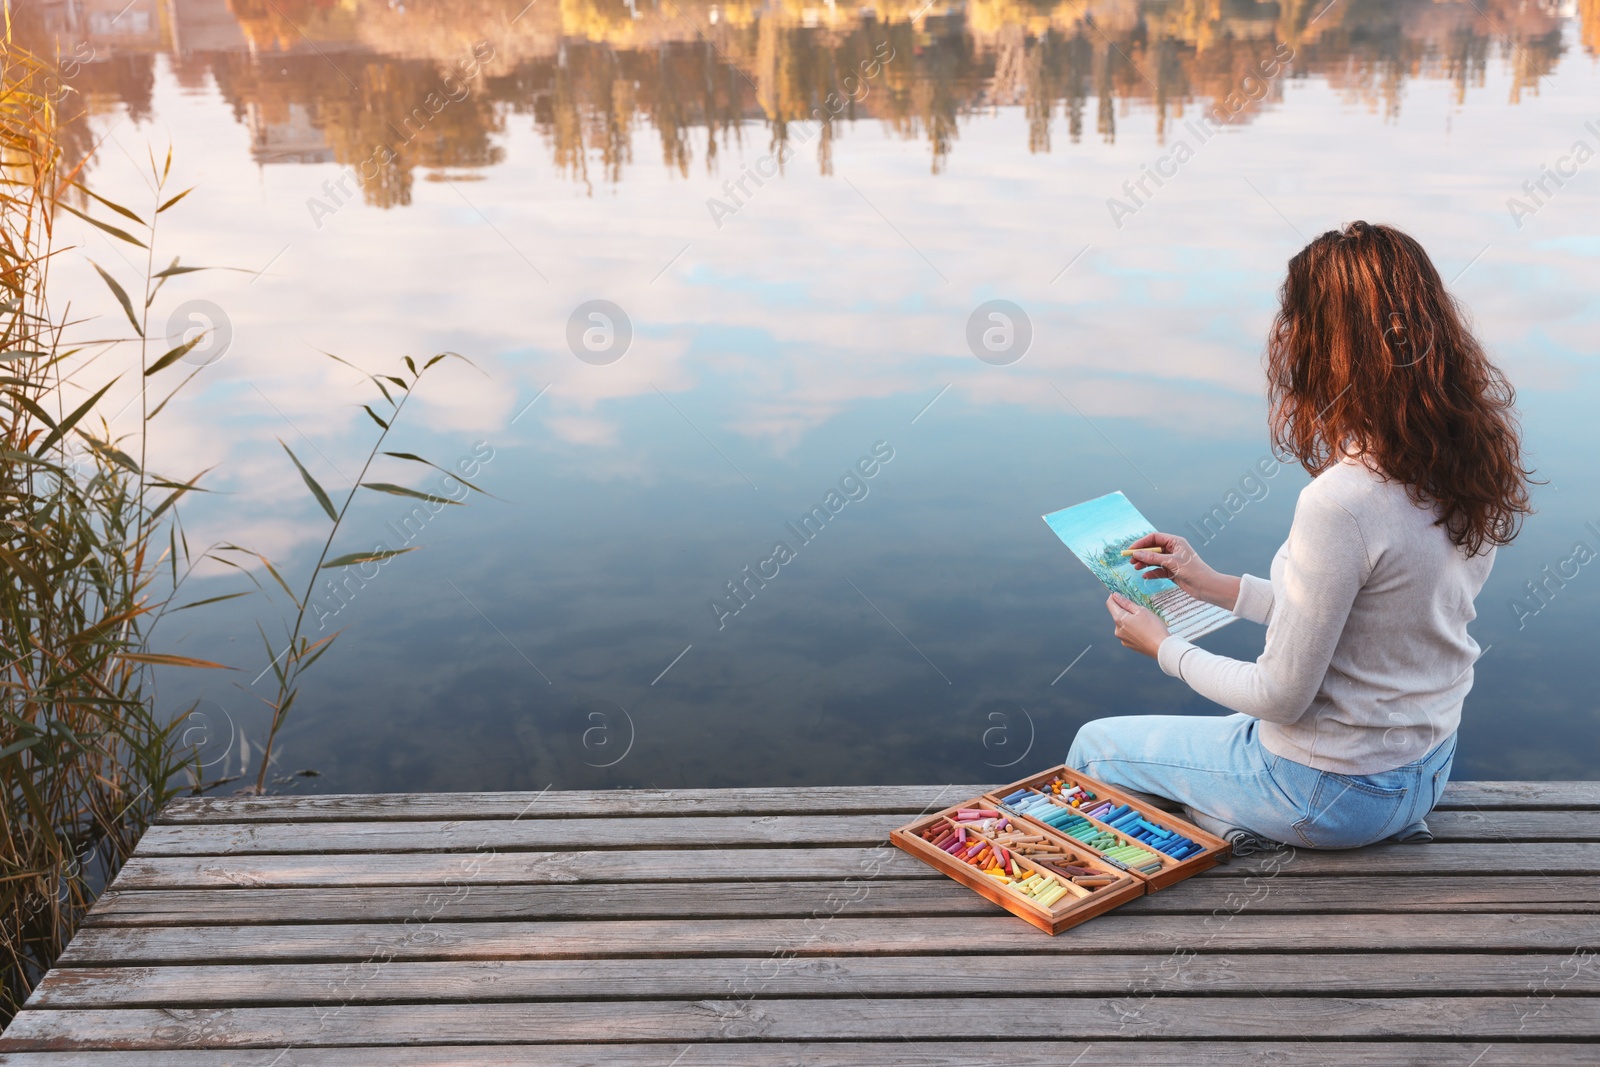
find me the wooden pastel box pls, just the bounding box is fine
[891,764,1232,934]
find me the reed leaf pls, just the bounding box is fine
[279,441,338,523]
[58,204,148,250]
[145,334,203,376]
[88,262,141,336]
[321,547,417,568]
[70,183,145,227]
[153,263,207,279]
[116,653,232,670]
[35,379,117,453]
[170,592,251,612]
[360,482,461,506]
[156,189,193,214]
[382,452,488,495]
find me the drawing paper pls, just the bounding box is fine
[1043,491,1236,642]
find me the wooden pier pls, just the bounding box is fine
[2,781,1598,1064]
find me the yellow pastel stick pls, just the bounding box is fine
[1120,547,1165,556]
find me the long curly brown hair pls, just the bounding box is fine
[1266,221,1532,556]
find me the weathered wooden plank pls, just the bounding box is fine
[5,1042,1598,1067]
[1436,780,1600,809]
[1425,809,1600,840]
[26,953,1600,1008]
[152,780,1600,824]
[132,814,906,855]
[109,846,917,889]
[4,996,1597,1047]
[106,842,1600,890]
[154,785,994,824]
[56,914,1598,966]
[1220,841,1600,877]
[82,875,1600,927]
[81,880,986,926]
[129,809,1600,856]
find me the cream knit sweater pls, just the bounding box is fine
[1156,456,1494,775]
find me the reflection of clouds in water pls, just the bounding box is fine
[252,523,1237,792]
[159,383,1600,789]
[225,416,1255,793]
[44,40,1600,578]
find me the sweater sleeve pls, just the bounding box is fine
[1231,572,1275,625]
[1156,493,1372,725]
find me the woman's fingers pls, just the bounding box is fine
[1134,531,1178,550]
[1138,531,1191,557]
[1105,590,1170,658]
[1128,532,1188,569]
[1106,594,1136,637]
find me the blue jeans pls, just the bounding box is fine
[1066,713,1456,849]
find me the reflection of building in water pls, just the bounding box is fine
[249,101,335,163]
[170,0,250,53]
[27,0,166,58]
[82,0,164,50]
[13,0,1599,193]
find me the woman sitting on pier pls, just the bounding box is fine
[1069,221,1532,852]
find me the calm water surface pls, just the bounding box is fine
[25,0,1600,790]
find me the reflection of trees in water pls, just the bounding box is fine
[1,5,108,185]
[12,0,1594,199]
[207,52,504,208]
[1292,1,1564,117]
[72,55,157,125]
[903,20,970,174]
[532,43,729,191]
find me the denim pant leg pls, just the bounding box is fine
[1066,713,1305,844]
[1270,732,1458,848]
[1388,733,1458,842]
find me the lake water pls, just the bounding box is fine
[25,0,1600,792]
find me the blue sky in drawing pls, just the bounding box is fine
[1043,492,1178,595]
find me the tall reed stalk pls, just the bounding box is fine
[248,349,480,795]
[0,36,229,1021]
[1,33,482,1020]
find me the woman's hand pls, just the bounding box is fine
[1106,593,1170,658]
[1124,532,1241,610]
